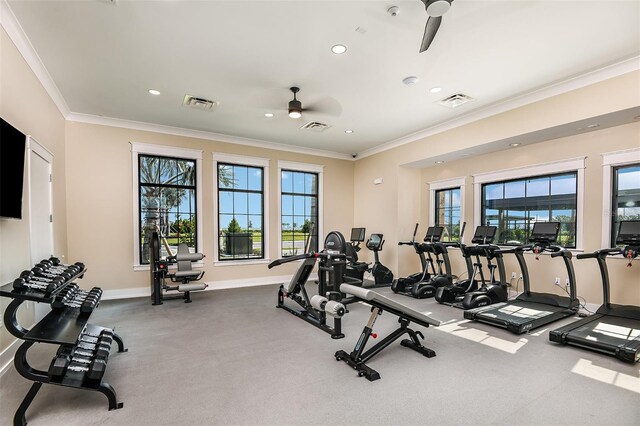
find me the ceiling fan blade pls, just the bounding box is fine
[420,16,442,53]
[302,96,342,117]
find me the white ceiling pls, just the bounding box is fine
[6,0,640,156]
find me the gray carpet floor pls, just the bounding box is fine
[1,284,639,425]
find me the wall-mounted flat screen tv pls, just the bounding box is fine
[1,118,27,219]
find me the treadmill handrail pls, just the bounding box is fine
[576,248,621,259]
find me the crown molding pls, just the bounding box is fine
[357,55,640,160]
[66,112,353,161]
[3,0,637,163]
[0,0,70,117]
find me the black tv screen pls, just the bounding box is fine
[350,227,366,242]
[530,222,560,243]
[424,226,444,242]
[471,226,497,244]
[0,118,27,219]
[617,220,640,245]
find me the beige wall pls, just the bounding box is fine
[420,122,640,306]
[353,71,640,306]
[64,122,355,292]
[0,28,67,352]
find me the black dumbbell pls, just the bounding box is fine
[31,265,73,280]
[49,257,85,271]
[37,259,81,274]
[20,270,66,284]
[51,289,100,311]
[13,276,63,293]
[48,353,107,381]
[80,329,114,344]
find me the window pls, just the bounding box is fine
[601,148,640,248]
[474,158,585,249]
[213,153,270,264]
[429,177,465,242]
[481,173,577,247]
[131,143,203,268]
[279,161,323,257]
[217,163,264,260]
[611,164,640,246]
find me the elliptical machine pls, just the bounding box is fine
[391,225,444,297]
[436,225,496,307]
[459,226,509,309]
[409,232,454,299]
[365,234,394,286]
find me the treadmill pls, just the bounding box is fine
[549,220,640,363]
[464,222,579,334]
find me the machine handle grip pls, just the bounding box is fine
[268,252,315,269]
[550,250,569,258]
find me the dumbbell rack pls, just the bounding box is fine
[0,267,127,426]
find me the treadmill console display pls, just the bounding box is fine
[350,227,366,242]
[616,220,640,245]
[471,226,497,244]
[530,222,560,243]
[368,234,383,250]
[424,226,444,242]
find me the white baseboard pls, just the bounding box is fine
[101,273,317,301]
[0,335,23,376]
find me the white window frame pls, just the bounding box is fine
[277,160,324,258]
[601,148,640,248]
[131,142,204,271]
[473,157,585,250]
[428,177,466,240]
[213,152,270,266]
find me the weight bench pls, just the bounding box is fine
[335,284,441,381]
[165,243,207,303]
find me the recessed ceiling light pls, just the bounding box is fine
[148,89,161,96]
[587,123,600,128]
[264,113,274,118]
[509,143,520,147]
[403,76,419,85]
[331,44,347,54]
[435,160,444,164]
[345,130,354,134]
[430,87,442,93]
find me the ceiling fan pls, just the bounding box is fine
[284,87,341,119]
[419,0,454,53]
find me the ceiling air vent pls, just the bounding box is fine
[438,93,474,109]
[182,95,218,112]
[300,121,331,132]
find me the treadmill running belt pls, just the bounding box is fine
[566,316,640,348]
[472,301,565,325]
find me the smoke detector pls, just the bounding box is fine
[387,6,400,16]
[438,93,474,109]
[300,121,331,132]
[182,95,218,112]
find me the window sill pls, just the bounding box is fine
[213,259,272,267]
[133,261,205,272]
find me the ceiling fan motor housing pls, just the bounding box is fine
[289,99,302,111]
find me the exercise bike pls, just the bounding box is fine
[365,233,394,286]
[344,227,370,283]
